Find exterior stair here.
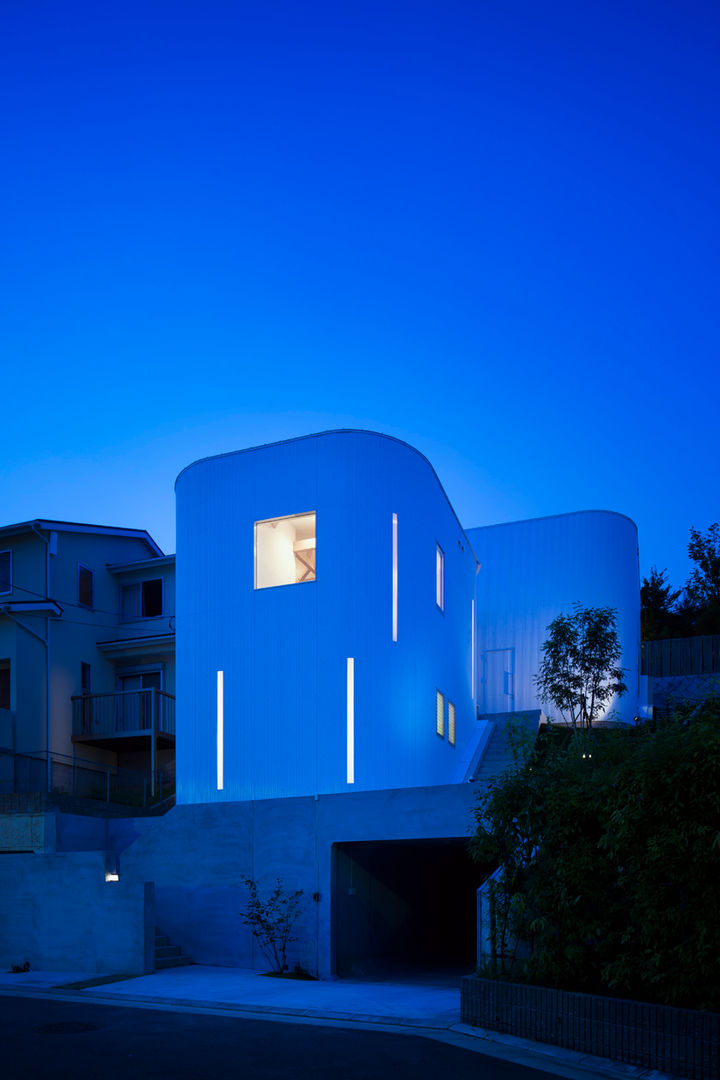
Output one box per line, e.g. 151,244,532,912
471,710,543,782
155,929,193,970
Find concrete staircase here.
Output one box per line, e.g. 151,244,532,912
155,929,192,970
470,710,543,782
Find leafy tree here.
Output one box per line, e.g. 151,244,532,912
470,704,720,1009
640,566,681,640
239,876,304,973
684,523,720,634
686,523,720,606
535,605,627,730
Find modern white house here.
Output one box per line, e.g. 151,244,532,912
174,431,639,805
0,432,641,979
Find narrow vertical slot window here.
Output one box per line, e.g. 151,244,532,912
346,658,355,784
392,513,398,642
448,701,456,746
436,690,444,737
436,545,444,611
471,598,476,699
217,670,224,791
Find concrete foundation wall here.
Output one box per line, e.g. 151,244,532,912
117,783,479,978
0,852,154,974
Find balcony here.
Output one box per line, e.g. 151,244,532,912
72,688,175,753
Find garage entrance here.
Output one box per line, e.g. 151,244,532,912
332,838,486,979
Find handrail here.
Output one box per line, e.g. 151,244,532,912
70,688,175,702
0,745,175,807
71,688,175,739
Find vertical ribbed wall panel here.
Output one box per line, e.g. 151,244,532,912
468,510,640,723
175,431,478,803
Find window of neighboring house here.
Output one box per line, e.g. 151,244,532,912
0,660,10,710
436,690,445,737
81,663,92,694
142,578,163,617
448,701,456,746
78,565,93,608
122,578,163,619
436,544,444,611
255,512,316,589
118,671,162,692
0,550,11,595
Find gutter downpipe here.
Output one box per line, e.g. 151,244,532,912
30,525,51,792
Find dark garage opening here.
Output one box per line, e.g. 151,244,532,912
332,838,487,981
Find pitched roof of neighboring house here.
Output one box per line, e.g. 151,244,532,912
0,519,164,557
107,555,175,573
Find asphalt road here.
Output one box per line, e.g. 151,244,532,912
2,996,560,1080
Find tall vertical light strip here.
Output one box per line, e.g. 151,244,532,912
471,598,476,699
216,670,224,791
392,513,398,642
346,657,355,784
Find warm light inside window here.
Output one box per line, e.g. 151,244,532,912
255,513,316,589
347,658,354,784
392,514,398,642
217,670,224,790
471,598,476,699
436,545,444,610
105,872,119,882
436,690,444,737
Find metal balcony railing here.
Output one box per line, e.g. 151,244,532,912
71,688,175,740
0,748,175,808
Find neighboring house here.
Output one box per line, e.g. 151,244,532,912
0,520,175,802
0,433,642,979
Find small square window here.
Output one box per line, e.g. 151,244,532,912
436,690,445,737
78,565,93,608
448,701,456,746
436,544,444,611
0,551,11,595
122,579,163,619
255,512,316,589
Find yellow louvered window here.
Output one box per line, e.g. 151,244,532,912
448,701,456,746
436,690,444,737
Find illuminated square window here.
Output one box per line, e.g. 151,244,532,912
436,690,444,737
255,512,316,589
448,701,455,746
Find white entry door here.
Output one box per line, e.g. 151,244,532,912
482,648,515,714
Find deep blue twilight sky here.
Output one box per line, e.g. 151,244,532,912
1,1,718,591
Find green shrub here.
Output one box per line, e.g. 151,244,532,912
470,703,720,1010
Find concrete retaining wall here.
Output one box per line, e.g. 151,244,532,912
117,783,479,977
0,852,154,975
